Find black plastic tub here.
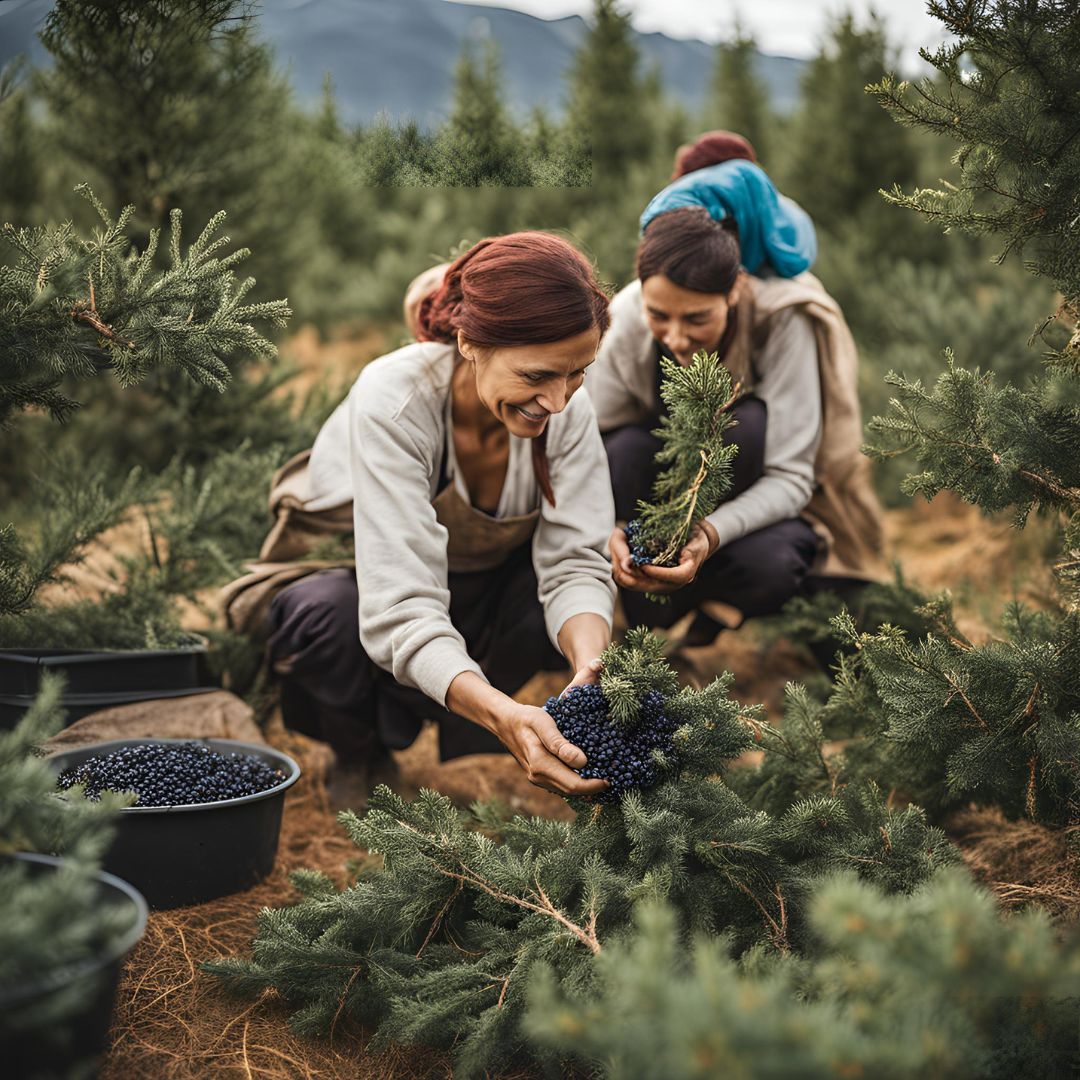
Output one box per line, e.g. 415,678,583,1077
47,738,302,910
0,645,217,730
1,852,148,1079
0,646,209,696
0,685,221,730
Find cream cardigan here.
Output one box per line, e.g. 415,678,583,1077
307,342,616,706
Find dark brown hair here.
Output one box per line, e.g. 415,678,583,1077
637,207,741,295
416,232,610,347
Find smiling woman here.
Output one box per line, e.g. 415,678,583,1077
588,136,884,646
260,234,617,803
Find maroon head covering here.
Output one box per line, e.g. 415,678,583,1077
671,131,757,180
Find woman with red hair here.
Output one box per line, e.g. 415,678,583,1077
264,234,615,799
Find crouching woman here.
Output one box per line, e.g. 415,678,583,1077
265,234,614,797
591,149,884,638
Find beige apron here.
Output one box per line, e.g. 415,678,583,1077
434,482,539,572
220,434,540,637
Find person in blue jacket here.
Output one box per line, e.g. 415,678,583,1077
588,131,883,647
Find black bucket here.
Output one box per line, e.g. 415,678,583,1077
1,852,148,1080
0,686,222,731
0,647,209,695
0,647,217,731
47,738,301,910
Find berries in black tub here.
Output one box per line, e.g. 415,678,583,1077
56,741,285,807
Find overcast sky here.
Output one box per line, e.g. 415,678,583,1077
452,0,949,68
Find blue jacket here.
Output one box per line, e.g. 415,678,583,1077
639,159,817,278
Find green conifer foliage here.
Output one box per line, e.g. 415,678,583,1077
781,13,919,241
565,0,653,180
0,464,145,622
872,1,1080,327
0,61,42,229
866,358,1080,523
35,2,296,270
209,635,951,1075
0,443,285,650
631,351,739,566
0,191,288,649
747,588,1080,826
27,0,337,474
0,675,127,861
0,186,288,428
0,677,140,1056
707,24,774,165
835,604,1080,824
525,872,1080,1079
805,0,1080,827
436,40,529,186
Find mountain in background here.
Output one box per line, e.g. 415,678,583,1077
0,0,805,127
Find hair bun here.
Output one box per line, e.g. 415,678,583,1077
672,131,757,180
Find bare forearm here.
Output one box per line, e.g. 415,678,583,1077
557,612,610,671
445,671,508,736
445,667,608,796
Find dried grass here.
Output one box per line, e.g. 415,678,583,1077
100,725,540,1079
945,805,1080,923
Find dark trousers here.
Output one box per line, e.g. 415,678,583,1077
602,394,820,629
266,543,564,762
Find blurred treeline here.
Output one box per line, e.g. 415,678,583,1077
0,0,1057,521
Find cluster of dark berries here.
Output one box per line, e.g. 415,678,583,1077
56,742,285,807
624,519,654,566
543,683,678,797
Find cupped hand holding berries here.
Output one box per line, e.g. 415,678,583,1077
494,702,610,797
609,521,719,594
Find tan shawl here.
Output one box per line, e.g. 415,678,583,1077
749,272,886,578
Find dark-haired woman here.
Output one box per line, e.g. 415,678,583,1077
262,234,615,797
590,135,884,640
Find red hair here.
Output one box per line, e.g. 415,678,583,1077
671,130,757,180
416,232,610,347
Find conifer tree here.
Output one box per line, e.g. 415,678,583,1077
315,72,342,144
29,0,325,470
209,633,951,1075
707,24,774,166
781,13,918,239
526,873,1080,1078
769,0,1080,829
356,116,407,187
35,1,296,280
435,39,528,186
626,351,739,567
0,189,288,647
0,61,42,229
0,186,287,428
565,0,653,181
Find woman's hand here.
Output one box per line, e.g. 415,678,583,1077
609,521,718,595
494,702,609,797
446,669,608,797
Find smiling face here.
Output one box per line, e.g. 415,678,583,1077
641,273,741,367
457,325,601,438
